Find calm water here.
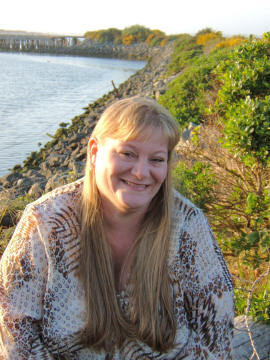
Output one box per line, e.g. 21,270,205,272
0,52,145,177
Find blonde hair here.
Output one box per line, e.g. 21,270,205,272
80,97,180,352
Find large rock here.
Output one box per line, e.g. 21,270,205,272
28,183,43,197
233,315,270,359
0,172,23,188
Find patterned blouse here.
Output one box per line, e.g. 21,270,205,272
0,178,234,359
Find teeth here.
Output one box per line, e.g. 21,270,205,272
123,180,147,187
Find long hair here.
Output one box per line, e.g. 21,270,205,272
80,97,180,352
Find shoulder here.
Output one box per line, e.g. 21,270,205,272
170,190,233,291
169,190,201,262
171,189,214,249
172,189,202,224
24,177,84,223
28,177,83,211
170,190,211,264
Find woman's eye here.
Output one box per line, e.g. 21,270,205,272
151,158,165,163
120,151,134,158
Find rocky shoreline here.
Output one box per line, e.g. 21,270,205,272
0,43,176,199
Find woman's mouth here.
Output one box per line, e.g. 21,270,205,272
121,179,149,190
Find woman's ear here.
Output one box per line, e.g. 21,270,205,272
88,137,98,167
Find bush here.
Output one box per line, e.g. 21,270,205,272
84,25,174,47
215,35,270,105
163,32,270,322
213,36,246,50
221,96,270,165
160,48,229,128
166,35,202,75
213,34,270,165
84,28,121,44
173,161,217,210
196,32,222,46
122,25,151,43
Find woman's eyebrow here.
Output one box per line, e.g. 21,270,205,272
120,145,167,155
120,142,167,151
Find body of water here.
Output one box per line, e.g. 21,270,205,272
0,52,145,177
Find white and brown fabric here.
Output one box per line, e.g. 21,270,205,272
0,178,234,359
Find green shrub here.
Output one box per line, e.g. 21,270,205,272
234,273,270,324
213,35,270,166
84,28,122,44
221,96,270,165
173,161,217,211
163,32,270,322
160,49,229,128
249,288,270,323
166,35,202,75
122,25,151,43
215,35,270,106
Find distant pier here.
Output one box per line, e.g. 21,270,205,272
0,30,155,60
0,31,84,51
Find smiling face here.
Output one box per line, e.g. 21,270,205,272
89,127,168,215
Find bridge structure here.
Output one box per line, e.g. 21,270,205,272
0,32,84,51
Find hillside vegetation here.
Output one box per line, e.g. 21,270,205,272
84,25,177,47
0,27,269,323
159,29,270,323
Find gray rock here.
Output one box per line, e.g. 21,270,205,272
25,169,42,178
0,212,16,227
24,169,46,185
71,146,80,157
0,172,23,187
28,183,43,197
75,148,87,162
48,153,66,167
181,122,198,141
16,177,33,191
233,315,270,359
69,160,85,178
44,173,71,192
40,161,52,176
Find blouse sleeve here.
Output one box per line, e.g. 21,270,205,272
0,205,55,359
171,208,234,359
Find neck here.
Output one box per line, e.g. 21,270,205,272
101,201,146,291
101,199,147,233
106,210,144,231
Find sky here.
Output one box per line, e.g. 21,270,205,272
1,0,269,37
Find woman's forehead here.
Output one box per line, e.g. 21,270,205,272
120,124,167,141
107,127,169,151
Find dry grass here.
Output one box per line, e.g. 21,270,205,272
0,189,35,257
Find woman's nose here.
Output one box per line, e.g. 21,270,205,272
130,158,149,179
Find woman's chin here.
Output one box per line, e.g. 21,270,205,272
117,195,150,213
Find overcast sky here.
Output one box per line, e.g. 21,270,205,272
1,0,269,37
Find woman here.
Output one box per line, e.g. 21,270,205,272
0,97,234,359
